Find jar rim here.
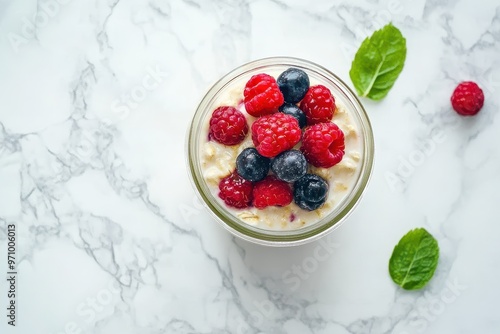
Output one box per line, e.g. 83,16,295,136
186,56,375,247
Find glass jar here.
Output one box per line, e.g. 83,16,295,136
186,57,374,246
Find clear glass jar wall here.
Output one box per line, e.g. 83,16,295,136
187,57,374,246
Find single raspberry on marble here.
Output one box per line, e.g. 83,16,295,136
451,81,484,116
300,85,336,125
252,175,293,209
209,106,248,145
301,122,345,168
251,113,301,158
244,73,284,117
218,171,253,209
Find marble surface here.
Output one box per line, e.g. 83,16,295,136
1,0,499,333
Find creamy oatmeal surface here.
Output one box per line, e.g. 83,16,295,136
199,79,362,231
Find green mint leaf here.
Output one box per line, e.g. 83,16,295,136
349,23,407,100
389,228,439,290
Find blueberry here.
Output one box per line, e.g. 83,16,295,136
277,68,310,103
293,174,329,211
279,103,307,128
271,150,307,182
236,147,271,182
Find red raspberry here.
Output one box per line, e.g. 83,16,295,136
244,73,284,117
451,81,484,116
301,123,345,168
218,171,253,209
300,85,336,125
252,175,293,209
251,113,301,158
209,106,248,145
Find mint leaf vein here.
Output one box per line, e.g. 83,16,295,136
349,23,407,100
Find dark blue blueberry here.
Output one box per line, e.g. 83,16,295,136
279,103,307,128
277,68,310,103
271,150,307,183
236,147,270,182
293,174,329,211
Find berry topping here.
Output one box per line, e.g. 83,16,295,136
294,174,329,211
251,113,301,158
451,81,484,116
271,149,307,182
300,85,336,125
279,103,307,128
244,73,284,117
209,106,248,145
301,122,345,168
236,147,271,182
252,175,293,209
277,68,310,103
218,171,253,209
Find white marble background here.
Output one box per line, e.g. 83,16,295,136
0,0,499,333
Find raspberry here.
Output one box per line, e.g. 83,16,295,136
218,171,253,209
251,113,301,158
252,176,293,209
300,85,336,125
451,81,484,116
244,73,284,117
301,123,345,168
209,106,248,145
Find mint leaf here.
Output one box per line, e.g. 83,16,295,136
349,23,407,100
389,228,439,290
